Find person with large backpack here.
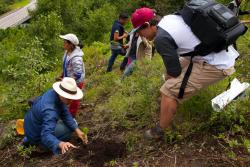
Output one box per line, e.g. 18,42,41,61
131,1,247,140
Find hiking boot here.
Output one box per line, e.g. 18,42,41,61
144,125,164,140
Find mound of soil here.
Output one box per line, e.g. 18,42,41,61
72,138,126,167
26,138,126,167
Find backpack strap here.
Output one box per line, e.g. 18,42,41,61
178,49,200,99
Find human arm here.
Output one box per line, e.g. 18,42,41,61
154,27,182,78
141,37,153,59
40,110,62,154
114,31,128,41
71,56,84,81
61,106,88,144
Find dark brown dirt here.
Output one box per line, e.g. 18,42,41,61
71,138,126,167
0,137,126,167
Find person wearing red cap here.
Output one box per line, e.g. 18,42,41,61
131,7,238,139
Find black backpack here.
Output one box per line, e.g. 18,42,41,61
177,0,248,99
179,0,248,56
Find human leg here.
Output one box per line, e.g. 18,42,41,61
120,56,128,71
145,58,233,140
69,82,84,117
54,120,73,141
107,49,119,72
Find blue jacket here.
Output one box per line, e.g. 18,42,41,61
24,89,78,154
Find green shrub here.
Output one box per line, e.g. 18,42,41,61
26,12,63,57
0,1,9,15
82,3,117,43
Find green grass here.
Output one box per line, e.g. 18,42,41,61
9,0,30,10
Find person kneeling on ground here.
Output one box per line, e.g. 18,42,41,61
23,77,88,154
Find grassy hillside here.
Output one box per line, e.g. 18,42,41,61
0,0,249,166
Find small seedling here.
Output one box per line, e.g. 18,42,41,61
82,127,89,135
17,145,36,159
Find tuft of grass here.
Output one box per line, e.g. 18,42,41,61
9,0,30,10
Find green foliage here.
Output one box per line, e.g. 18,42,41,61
125,132,140,152
17,145,37,159
0,1,8,15
0,121,16,149
132,162,140,167
82,3,117,43
0,0,25,15
88,58,162,130
26,12,63,57
82,127,89,135
32,0,118,44
243,138,250,153
0,11,64,119
107,160,117,167
154,0,185,15
2,38,51,81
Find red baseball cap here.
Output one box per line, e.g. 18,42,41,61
131,8,155,32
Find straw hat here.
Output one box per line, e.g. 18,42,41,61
53,77,83,100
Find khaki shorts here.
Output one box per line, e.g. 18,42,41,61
160,57,235,103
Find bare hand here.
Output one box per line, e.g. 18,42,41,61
123,44,129,49
75,128,88,144
123,32,128,38
59,142,76,154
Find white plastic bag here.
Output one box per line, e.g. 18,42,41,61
211,78,249,112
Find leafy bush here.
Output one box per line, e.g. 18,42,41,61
0,1,9,15
0,121,16,149
26,12,63,58
82,3,117,43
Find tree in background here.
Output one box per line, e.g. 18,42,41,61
0,1,8,15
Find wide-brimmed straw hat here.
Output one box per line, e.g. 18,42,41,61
53,77,83,100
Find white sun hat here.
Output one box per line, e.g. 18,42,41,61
53,77,83,100
59,33,79,46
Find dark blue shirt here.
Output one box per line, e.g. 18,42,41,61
24,89,78,154
110,20,125,44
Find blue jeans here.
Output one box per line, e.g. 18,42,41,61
54,119,73,141
107,49,126,72
123,60,136,77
